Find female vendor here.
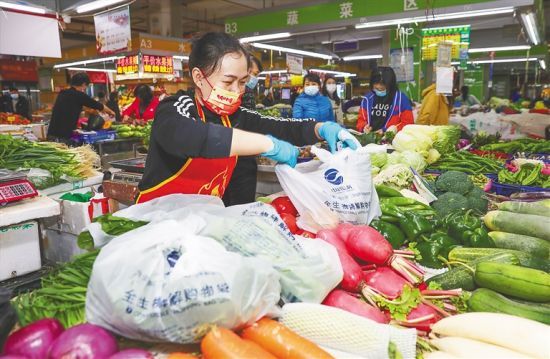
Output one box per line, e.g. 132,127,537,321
137,32,358,203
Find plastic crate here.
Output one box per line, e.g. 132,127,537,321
71,130,116,144
489,181,549,197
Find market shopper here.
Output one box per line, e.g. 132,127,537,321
293,73,335,122
0,87,31,119
241,55,262,110
417,83,452,125
107,91,122,122
121,84,160,124
357,67,413,133
47,73,115,144
322,76,344,125
455,85,481,108
137,32,358,203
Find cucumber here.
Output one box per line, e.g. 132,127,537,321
498,200,550,217
484,211,550,241
475,262,550,302
488,231,550,259
468,288,550,324
448,247,550,272
426,252,520,291
375,185,402,197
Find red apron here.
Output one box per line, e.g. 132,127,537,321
136,100,237,203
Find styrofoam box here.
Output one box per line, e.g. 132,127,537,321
42,229,85,263
56,200,93,236
0,220,41,281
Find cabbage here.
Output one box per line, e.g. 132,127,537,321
401,125,438,141
400,150,427,172
373,164,413,189
433,126,461,155
392,131,433,153
370,152,388,168
426,148,441,165
385,151,403,168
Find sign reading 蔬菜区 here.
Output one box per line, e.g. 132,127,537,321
94,6,131,55
116,55,139,74
142,55,174,74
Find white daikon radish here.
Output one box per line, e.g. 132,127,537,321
431,337,531,358
423,351,460,359
431,313,550,359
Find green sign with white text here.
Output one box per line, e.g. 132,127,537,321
226,0,498,35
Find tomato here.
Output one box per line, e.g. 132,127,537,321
280,213,298,234
271,196,298,217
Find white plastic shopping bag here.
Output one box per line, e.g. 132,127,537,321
276,146,381,232
86,218,281,343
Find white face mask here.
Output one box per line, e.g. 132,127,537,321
304,85,319,96
10,93,19,100
326,84,337,94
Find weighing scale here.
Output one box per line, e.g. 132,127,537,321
0,169,38,206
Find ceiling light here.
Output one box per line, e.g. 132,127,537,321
355,6,514,29
252,43,333,60
240,32,290,43
291,27,347,36
54,56,122,69
469,45,531,53
259,70,287,75
0,1,46,14
76,0,127,14
309,68,355,77
173,55,189,60
257,76,266,80
343,54,383,61
539,59,546,70
67,67,117,73
472,57,538,64
334,74,356,77
521,12,541,45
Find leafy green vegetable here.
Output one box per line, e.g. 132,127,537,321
374,164,414,189
480,138,550,153
373,285,422,322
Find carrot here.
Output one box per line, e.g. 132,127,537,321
241,318,334,359
167,353,200,359
201,326,276,359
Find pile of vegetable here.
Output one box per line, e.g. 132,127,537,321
13,251,99,328
0,113,31,125
428,151,503,174
112,124,151,139
0,135,100,189
392,125,461,157
77,214,149,250
497,159,550,188
470,131,501,149
430,171,489,216
480,138,550,154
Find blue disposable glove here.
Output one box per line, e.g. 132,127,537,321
261,135,300,167
318,122,361,153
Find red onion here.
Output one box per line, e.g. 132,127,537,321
48,323,118,359
3,318,63,359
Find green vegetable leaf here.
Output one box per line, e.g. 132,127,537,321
373,285,422,322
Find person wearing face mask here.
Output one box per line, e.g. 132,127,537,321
322,76,344,125
122,84,160,124
292,74,335,122
241,56,263,110
357,67,413,133
137,32,359,203
47,73,115,144
262,88,275,107
1,87,31,119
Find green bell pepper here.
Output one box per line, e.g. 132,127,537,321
398,212,434,240
416,241,445,269
370,220,406,249
469,227,496,248
445,211,482,244
426,232,460,258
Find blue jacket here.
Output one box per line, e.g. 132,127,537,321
292,93,335,122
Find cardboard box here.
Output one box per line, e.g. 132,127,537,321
0,221,41,281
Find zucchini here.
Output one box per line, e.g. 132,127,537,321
488,231,550,259
498,199,550,217
468,288,550,324
475,262,550,302
448,247,550,272
427,252,519,291
375,185,402,198
484,210,550,241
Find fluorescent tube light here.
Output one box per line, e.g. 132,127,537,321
240,32,290,43
67,67,117,73
334,74,356,78
252,43,332,60
257,77,266,80
54,56,122,69
76,0,127,14
472,57,538,64
259,70,287,75
539,59,546,70
521,12,541,45
309,68,356,77
173,55,189,60
343,54,383,61
0,1,46,14
356,7,514,29
469,45,531,53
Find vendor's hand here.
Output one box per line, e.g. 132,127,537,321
261,135,299,167
103,106,115,116
363,125,372,134
375,129,384,135
318,122,361,153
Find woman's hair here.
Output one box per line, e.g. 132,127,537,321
370,67,397,96
250,55,263,73
134,84,153,113
189,32,250,77
321,76,341,105
70,72,90,87
303,73,321,86
461,85,469,102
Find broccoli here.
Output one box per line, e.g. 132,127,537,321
432,192,469,217
466,187,489,214
435,171,473,195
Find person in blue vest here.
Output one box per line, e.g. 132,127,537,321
292,73,335,122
